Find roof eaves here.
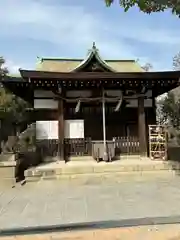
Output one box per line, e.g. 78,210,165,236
1,75,25,82
7,73,21,78
18,69,180,80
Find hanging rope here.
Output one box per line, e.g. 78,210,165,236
54,95,124,102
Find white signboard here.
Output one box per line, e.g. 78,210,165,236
34,99,58,109
36,121,58,140
65,120,84,139
36,120,84,140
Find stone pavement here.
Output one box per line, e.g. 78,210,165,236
1,176,180,234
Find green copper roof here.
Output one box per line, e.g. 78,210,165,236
36,42,144,73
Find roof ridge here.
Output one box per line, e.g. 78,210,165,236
39,57,136,62
72,43,116,72
38,43,136,63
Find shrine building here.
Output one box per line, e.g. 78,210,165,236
1,43,180,162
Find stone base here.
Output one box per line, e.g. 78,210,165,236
0,153,15,162
24,158,180,182
0,160,16,185
68,156,94,161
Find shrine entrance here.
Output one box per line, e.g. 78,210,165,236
63,90,140,161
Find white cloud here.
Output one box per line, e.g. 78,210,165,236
0,0,179,71
0,0,135,59
4,60,21,73
3,59,31,74
110,21,180,45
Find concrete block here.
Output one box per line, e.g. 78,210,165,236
139,164,157,171
57,175,71,180
42,175,57,180
25,170,33,177
26,176,41,182
69,156,94,161
42,170,56,177
33,170,43,177
61,166,94,174
55,167,62,175
0,166,15,178
0,177,16,186
93,165,123,173
132,165,141,171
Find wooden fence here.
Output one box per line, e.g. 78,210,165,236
113,136,139,155
2,136,139,159
64,136,139,157
64,138,92,157
36,139,58,157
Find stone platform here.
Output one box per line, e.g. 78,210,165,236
24,158,180,182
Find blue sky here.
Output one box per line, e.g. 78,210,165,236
0,0,180,73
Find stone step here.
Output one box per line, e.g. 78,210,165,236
25,160,180,182
48,155,141,162
0,160,16,184
25,170,177,183
68,156,94,161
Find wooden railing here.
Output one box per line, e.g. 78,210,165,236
64,136,139,157
113,136,139,155
64,138,92,157
5,136,139,159
36,139,58,157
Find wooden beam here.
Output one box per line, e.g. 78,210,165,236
138,96,147,157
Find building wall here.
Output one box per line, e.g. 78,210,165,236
65,104,156,140
33,90,156,141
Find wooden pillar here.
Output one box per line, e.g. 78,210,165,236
58,98,64,160
152,95,157,124
138,96,147,157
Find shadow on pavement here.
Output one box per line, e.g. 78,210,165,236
1,215,180,237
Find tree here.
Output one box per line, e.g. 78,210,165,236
105,0,180,17
141,62,168,124
161,92,180,144
173,51,180,70
172,51,180,101
157,51,180,129
0,57,12,115
0,57,8,76
141,62,153,72
162,92,180,128
0,57,29,126
156,97,167,125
